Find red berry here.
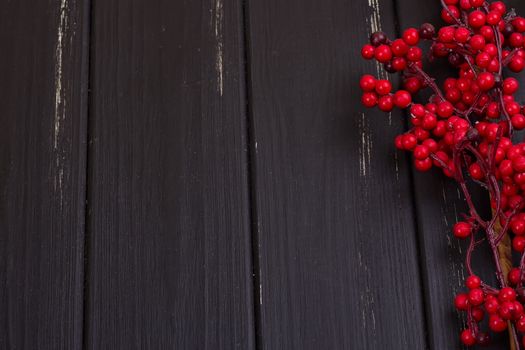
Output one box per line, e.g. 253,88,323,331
361,44,375,59
413,145,430,160
469,0,484,7
468,10,486,28
402,28,420,46
468,288,484,306
485,296,499,314
460,329,476,346
377,95,394,112
453,221,472,239
509,56,525,72
489,314,507,332
499,287,517,302
509,33,524,48
406,47,422,62
374,45,392,63
509,268,521,286
477,72,495,91
503,77,519,95
469,163,483,180
394,135,404,150
511,219,525,235
466,275,481,289
391,39,409,57
454,27,471,43
414,158,432,171
513,156,525,172
437,101,454,118
375,80,392,95
359,75,376,92
442,5,460,24
404,77,422,93
391,57,407,71
438,26,455,43
361,92,378,107
489,1,506,14
455,293,469,310
475,52,491,68
402,134,417,150
517,316,525,332
513,17,525,32
394,90,412,108
512,114,525,130
513,236,525,253
486,11,501,25
471,306,484,322
469,34,486,50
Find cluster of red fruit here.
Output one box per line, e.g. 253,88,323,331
360,0,525,348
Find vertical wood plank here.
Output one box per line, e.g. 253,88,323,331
246,0,427,348
86,0,255,348
0,0,89,348
394,1,525,349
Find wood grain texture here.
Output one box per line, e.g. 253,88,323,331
0,0,89,348
394,1,525,348
86,0,255,348
246,0,427,348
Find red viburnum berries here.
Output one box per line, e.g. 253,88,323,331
453,222,472,238
358,0,525,347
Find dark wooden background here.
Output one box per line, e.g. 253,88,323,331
1,0,525,349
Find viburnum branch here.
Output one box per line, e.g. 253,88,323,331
359,0,525,348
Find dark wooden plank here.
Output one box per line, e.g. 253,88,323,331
0,0,89,348
246,0,427,348
86,0,254,348
394,1,525,349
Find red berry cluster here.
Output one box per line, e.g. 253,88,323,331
360,1,525,348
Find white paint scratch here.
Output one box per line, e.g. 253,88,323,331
365,0,386,80
358,113,372,177
213,0,224,96
54,0,69,203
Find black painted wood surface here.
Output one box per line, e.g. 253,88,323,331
86,0,254,349
246,0,427,348
0,0,520,349
0,0,89,348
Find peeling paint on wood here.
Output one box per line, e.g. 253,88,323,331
53,0,69,203
212,0,224,96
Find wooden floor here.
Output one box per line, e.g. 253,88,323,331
2,0,525,349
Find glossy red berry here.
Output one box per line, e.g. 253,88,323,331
468,10,486,28
477,72,495,91
453,221,472,238
466,275,481,289
513,236,525,252
469,163,483,180
414,158,432,171
374,45,392,63
517,316,525,332
413,145,430,160
503,77,519,95
361,92,378,107
468,288,484,306
499,287,517,302
402,134,417,150
375,80,392,95
402,28,420,45
393,90,412,108
485,296,499,314
359,75,376,92
489,314,507,332
455,293,469,310
361,44,375,59
460,329,476,346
